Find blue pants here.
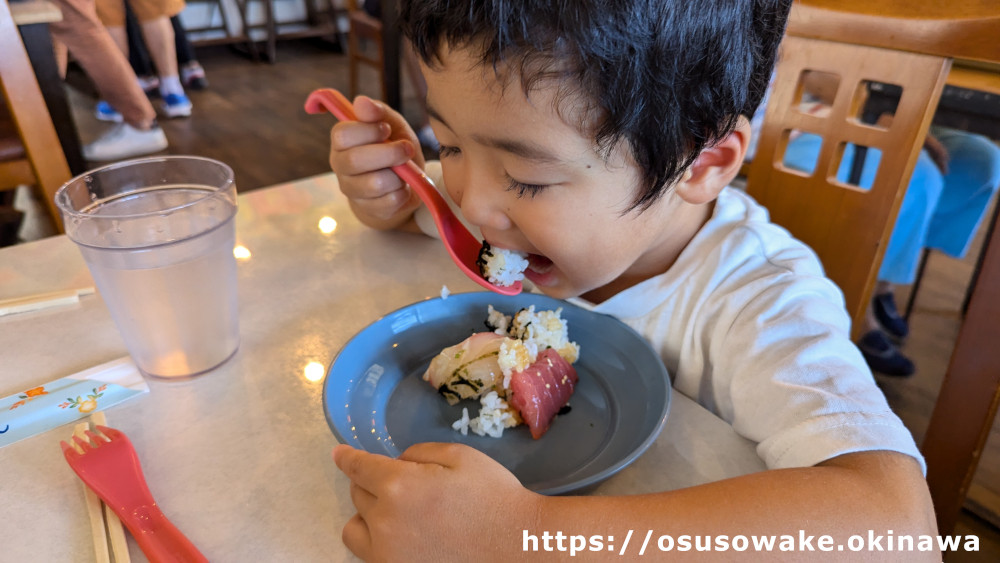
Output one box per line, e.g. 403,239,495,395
782,128,1000,285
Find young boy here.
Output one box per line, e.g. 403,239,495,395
328,1,938,560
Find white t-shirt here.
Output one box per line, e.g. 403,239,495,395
417,163,924,472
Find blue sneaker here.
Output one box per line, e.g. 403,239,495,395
858,329,915,377
161,93,192,118
95,101,123,123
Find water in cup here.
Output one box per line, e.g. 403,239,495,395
57,158,240,379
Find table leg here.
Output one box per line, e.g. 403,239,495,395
922,201,1000,535
18,22,87,177
962,196,1000,314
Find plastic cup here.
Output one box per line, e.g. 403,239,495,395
55,156,240,379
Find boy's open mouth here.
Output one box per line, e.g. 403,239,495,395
525,254,556,286
528,254,552,274
527,254,553,274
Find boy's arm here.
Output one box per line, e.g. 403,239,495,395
539,450,937,560
333,444,938,561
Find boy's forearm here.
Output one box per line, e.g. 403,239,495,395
522,451,937,561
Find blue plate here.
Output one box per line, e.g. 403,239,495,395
322,292,671,495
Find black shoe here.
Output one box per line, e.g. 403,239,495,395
872,292,909,341
858,329,915,377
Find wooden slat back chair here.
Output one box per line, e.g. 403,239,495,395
346,0,386,101
0,0,71,233
748,0,1000,536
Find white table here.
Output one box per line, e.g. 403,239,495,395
0,173,766,562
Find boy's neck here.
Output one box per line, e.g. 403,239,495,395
581,199,716,304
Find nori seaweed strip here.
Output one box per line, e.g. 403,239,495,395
450,369,483,392
440,350,499,395
476,241,493,277
438,387,462,402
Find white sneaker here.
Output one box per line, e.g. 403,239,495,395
83,123,169,161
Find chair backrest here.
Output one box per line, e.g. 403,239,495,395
0,0,71,232
747,0,1000,536
345,0,386,101
746,32,949,340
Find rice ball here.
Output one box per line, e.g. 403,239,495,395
477,242,528,287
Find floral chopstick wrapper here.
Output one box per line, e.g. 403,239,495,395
0,357,148,448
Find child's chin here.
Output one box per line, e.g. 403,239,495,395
526,273,581,300
534,286,579,300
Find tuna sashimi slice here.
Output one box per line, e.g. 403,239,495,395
508,348,578,439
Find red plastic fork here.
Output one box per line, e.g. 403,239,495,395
61,425,208,563
305,88,522,296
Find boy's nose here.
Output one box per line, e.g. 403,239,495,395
454,177,512,233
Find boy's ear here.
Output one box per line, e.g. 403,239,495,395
675,117,751,205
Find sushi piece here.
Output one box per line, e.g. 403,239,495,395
423,332,506,405
477,242,529,287
425,305,580,439
507,349,579,439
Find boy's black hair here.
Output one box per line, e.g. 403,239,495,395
399,0,791,211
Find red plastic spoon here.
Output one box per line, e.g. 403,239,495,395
305,88,522,296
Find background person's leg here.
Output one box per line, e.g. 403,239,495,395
52,0,155,129
924,127,1000,258
92,0,136,121
50,0,168,160
126,1,159,94
172,15,208,89
140,17,178,82
140,16,191,116
121,0,191,116
875,153,946,285
171,14,195,65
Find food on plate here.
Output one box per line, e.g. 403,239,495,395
507,349,578,439
423,332,506,405
423,305,579,439
476,242,528,287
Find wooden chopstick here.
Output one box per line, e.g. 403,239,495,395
0,287,95,317
72,411,131,563
73,420,111,563
91,411,130,563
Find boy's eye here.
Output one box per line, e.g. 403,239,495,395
439,145,461,158
505,176,547,199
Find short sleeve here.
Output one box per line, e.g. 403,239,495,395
711,275,926,473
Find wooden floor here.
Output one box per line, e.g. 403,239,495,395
16,38,1000,559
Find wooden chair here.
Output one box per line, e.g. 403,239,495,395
0,0,71,233
346,0,386,101
184,0,261,62
747,0,1000,535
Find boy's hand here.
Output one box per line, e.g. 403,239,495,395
329,96,425,230
333,443,540,561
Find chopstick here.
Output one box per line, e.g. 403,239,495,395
0,287,95,317
71,411,131,563
73,419,111,563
